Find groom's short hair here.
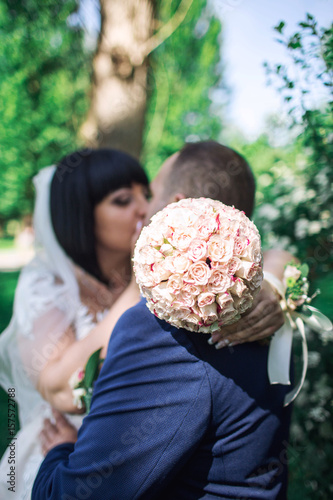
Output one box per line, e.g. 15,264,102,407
164,141,256,217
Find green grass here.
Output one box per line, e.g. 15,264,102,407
0,271,20,458
0,238,15,250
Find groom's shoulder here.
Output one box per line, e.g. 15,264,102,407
109,297,198,355
118,297,154,323
113,297,163,338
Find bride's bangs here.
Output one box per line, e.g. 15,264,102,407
87,149,149,205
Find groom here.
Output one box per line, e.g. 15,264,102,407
32,141,292,500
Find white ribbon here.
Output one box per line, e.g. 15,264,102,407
264,272,333,407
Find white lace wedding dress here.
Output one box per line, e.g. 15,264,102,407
0,167,117,499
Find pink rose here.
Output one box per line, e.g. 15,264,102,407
207,268,232,293
182,282,201,295
187,239,208,262
207,235,234,263
195,215,218,240
185,261,211,286
197,292,215,308
233,237,248,257
228,257,241,275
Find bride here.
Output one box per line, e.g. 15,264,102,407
0,148,150,499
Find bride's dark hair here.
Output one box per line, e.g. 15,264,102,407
50,148,149,282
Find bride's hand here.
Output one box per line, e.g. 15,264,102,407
40,409,78,456
208,280,284,348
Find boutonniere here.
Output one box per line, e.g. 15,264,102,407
69,348,104,413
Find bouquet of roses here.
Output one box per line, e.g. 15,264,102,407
133,198,263,333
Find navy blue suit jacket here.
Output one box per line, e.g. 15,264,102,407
32,298,291,499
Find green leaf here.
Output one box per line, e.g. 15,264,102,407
274,21,285,34
83,391,93,414
299,263,309,278
299,22,310,29
82,348,103,389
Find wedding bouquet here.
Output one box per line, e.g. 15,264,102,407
133,198,263,333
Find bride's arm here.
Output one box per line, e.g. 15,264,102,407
37,279,141,413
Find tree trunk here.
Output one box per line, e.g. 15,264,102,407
80,0,155,159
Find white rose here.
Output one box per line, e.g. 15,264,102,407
247,267,263,291
233,292,253,314
166,207,198,228
138,245,164,265
159,243,174,257
151,260,172,284
283,265,302,288
173,290,195,308
229,277,248,297
216,292,236,318
151,282,174,304
167,274,183,294
241,237,262,263
171,254,191,274
235,260,257,280
171,227,197,251
199,302,218,324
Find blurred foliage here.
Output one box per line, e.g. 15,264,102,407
0,271,20,458
0,0,91,226
259,14,333,278
235,15,333,500
142,0,225,178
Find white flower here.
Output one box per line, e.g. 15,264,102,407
284,265,301,284
72,388,86,409
68,368,85,389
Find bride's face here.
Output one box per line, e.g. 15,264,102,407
94,183,149,254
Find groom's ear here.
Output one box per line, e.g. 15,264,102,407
170,192,186,203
